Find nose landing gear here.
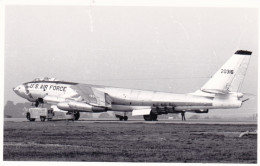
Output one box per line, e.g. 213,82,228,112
35,100,39,107
115,112,128,121
33,98,44,107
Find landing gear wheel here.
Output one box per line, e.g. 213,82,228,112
143,115,151,121
152,114,158,121
116,113,128,121
143,114,158,121
40,116,46,122
123,116,128,121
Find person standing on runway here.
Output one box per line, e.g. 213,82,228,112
181,112,186,121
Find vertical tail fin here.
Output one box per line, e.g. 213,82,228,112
200,50,252,93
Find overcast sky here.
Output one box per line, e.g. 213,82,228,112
4,5,258,116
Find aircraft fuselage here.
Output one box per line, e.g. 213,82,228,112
14,80,242,114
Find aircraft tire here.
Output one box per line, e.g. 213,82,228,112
123,116,128,121
40,116,46,122
143,115,152,121
143,114,158,121
152,114,158,121
119,117,124,121
30,118,36,121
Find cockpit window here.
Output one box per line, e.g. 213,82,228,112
43,77,49,81
32,77,59,82
33,78,40,81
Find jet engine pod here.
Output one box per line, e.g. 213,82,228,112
194,109,209,113
57,101,107,112
68,101,92,111
44,96,66,104
91,106,108,112
57,102,74,111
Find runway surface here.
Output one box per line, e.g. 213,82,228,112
4,119,257,163
4,117,257,125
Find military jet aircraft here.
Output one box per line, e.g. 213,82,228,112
13,50,252,121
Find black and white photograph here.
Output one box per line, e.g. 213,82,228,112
2,0,258,164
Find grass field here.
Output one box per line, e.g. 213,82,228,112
3,120,257,163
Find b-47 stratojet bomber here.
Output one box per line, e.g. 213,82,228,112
13,50,252,121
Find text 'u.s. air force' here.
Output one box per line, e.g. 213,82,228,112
29,84,67,92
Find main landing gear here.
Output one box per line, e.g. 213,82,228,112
66,111,80,121
143,113,158,121
116,112,128,121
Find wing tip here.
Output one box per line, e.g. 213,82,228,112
235,50,252,56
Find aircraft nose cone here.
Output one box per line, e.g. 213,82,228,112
13,85,25,95
13,86,20,93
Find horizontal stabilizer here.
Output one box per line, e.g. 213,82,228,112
132,109,151,116
201,89,230,94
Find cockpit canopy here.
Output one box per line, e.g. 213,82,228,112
32,77,59,82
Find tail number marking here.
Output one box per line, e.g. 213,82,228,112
221,69,234,74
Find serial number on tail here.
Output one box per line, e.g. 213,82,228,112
221,69,234,74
